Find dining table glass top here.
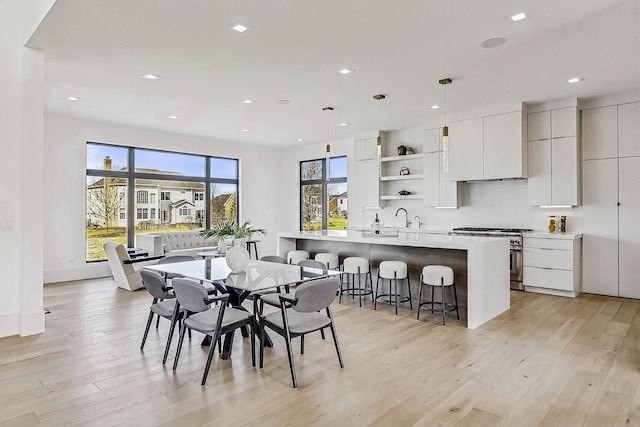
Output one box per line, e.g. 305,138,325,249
144,258,341,293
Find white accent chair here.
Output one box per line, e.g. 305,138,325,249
104,242,157,291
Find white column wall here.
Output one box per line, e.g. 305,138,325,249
0,0,53,338
43,114,286,283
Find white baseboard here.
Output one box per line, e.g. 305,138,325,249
524,285,579,298
0,310,45,338
44,263,111,284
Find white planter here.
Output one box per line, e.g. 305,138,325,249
218,237,228,254
225,239,249,272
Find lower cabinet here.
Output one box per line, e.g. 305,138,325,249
523,235,582,297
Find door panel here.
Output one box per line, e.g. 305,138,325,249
619,157,640,298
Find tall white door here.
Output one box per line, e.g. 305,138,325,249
582,158,619,296
618,156,640,298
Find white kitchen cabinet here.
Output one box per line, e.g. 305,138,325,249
352,158,380,209
354,137,379,161
582,158,619,296
551,107,577,138
528,111,551,141
527,107,579,206
424,127,440,153
527,139,552,205
423,151,458,208
523,235,581,297
483,111,526,180
618,156,640,299
618,102,640,158
447,117,483,181
582,106,618,160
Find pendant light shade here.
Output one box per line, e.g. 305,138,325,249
439,78,452,173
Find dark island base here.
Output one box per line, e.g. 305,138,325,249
295,239,469,323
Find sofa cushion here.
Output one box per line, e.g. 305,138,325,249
136,231,218,257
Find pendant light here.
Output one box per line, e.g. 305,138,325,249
439,78,452,173
373,94,386,176
323,106,333,181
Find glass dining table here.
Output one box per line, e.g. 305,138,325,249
144,257,342,358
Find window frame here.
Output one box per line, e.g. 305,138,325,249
86,142,239,261
299,156,347,231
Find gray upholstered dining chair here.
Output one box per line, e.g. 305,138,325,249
259,276,344,389
171,278,255,385
258,259,327,310
139,269,185,364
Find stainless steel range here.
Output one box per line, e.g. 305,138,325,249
449,227,533,290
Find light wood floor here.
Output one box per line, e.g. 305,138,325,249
2,279,640,426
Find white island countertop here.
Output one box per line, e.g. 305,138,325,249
278,230,510,329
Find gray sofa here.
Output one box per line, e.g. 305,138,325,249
136,231,218,257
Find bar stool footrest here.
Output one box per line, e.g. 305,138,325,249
375,293,411,304
418,301,458,313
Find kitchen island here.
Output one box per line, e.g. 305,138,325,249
278,230,510,329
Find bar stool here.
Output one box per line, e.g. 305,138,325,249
315,253,339,270
246,239,260,259
374,261,412,315
417,265,459,325
287,250,309,265
341,257,373,307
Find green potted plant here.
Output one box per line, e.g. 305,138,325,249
232,220,267,241
200,219,236,253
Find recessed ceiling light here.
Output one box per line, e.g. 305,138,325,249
297,138,303,142
567,77,583,84
338,68,355,75
229,23,251,33
510,12,527,22
277,99,291,105
67,96,80,101
480,37,506,48
168,115,178,119
338,122,349,127
430,105,440,109
141,73,161,81
242,129,250,132
243,99,255,104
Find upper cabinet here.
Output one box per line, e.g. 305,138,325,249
582,106,617,160
353,135,381,209
446,111,526,182
354,137,379,161
527,106,579,206
619,102,640,158
423,128,458,208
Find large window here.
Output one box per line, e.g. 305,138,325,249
300,156,347,231
86,143,239,261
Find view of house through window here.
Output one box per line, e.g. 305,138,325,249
86,143,238,261
300,156,347,230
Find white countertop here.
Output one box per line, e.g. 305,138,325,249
278,230,506,251
526,232,583,240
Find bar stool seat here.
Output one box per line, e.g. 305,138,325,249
341,257,373,307
374,260,412,315
417,265,459,325
315,253,339,270
287,250,309,265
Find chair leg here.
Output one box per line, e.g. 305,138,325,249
249,319,256,368
140,310,154,350
339,273,344,303
374,276,380,310
201,332,219,385
407,276,413,310
453,282,460,320
155,314,160,329
172,323,188,371
441,278,446,326
320,328,325,340
259,316,265,369
301,335,305,355
394,277,399,315
162,304,181,364
328,309,344,369
368,272,374,306
283,329,298,389
417,276,423,320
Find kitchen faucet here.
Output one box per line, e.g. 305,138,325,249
395,208,410,228
413,216,422,228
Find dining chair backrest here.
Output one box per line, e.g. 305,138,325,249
140,269,173,299
172,278,210,313
297,259,327,269
260,255,287,264
293,277,340,313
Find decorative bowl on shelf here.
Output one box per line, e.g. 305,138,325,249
398,189,411,199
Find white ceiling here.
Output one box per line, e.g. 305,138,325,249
28,0,640,148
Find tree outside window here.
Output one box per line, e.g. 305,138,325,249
300,156,347,231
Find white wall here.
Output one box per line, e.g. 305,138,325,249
0,0,54,338
43,114,286,283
